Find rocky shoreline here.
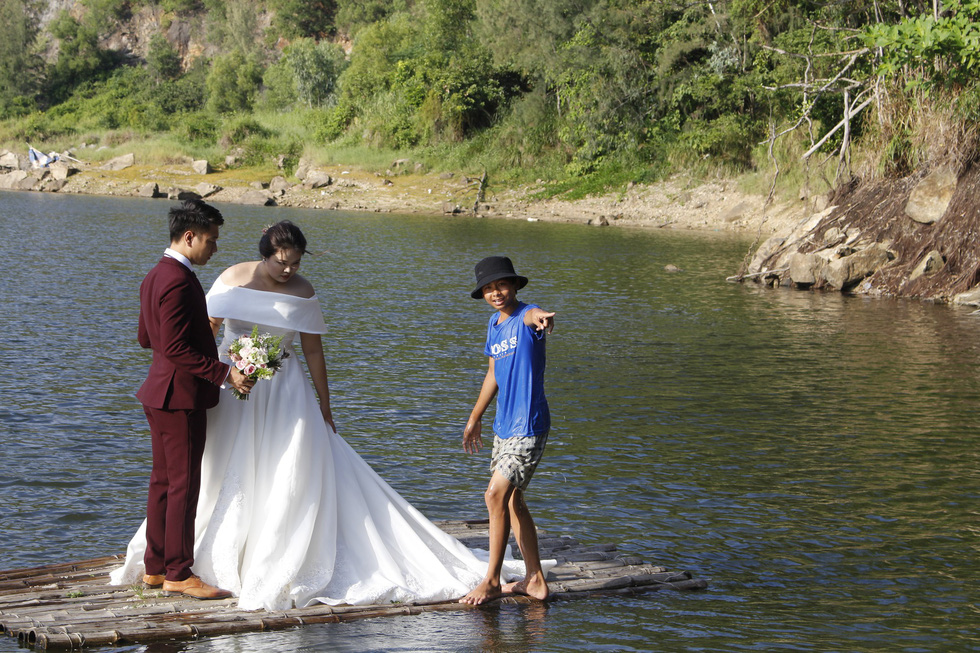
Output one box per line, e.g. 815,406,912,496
740,163,980,306
13,147,976,306
0,149,807,236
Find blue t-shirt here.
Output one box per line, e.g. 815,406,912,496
484,302,550,438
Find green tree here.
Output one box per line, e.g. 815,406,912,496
335,0,395,36
270,0,336,38
259,57,299,111
284,38,348,107
865,0,980,90
0,0,43,115
206,49,263,113
153,57,209,113
221,0,261,55
474,0,592,82
421,0,474,52
147,34,182,80
415,0,519,140
334,14,419,111
46,10,115,104
81,0,130,33
331,0,523,145
553,0,666,169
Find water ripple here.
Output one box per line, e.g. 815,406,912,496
1,193,977,652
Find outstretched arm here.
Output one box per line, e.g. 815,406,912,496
301,331,335,431
463,357,497,454
524,307,556,334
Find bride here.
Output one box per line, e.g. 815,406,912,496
111,221,529,610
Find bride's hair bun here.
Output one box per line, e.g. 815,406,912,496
259,221,309,257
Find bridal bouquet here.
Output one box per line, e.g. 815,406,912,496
227,326,289,400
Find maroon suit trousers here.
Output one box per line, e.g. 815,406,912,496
143,405,208,581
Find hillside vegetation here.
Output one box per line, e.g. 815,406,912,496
1,0,978,203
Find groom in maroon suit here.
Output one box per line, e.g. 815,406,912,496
137,199,253,600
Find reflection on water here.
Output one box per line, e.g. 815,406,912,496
1,191,977,652
110,604,549,653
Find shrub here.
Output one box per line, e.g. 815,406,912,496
220,116,271,147
237,135,302,171
312,102,356,142
178,112,220,144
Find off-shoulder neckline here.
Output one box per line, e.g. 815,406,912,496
212,277,318,301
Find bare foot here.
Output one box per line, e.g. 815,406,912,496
501,574,549,601
459,579,504,605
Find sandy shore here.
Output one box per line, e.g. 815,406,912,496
45,161,808,237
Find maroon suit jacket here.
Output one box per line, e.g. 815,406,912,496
136,256,229,410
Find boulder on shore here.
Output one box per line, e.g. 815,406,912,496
0,151,22,170
137,182,161,198
905,168,957,225
239,189,277,206
788,252,824,286
294,157,312,181
43,178,68,192
953,286,980,306
167,187,202,201
18,171,44,190
49,161,78,181
821,244,893,291
304,170,333,189
909,250,945,281
100,153,135,171
269,176,291,192
0,170,29,189
195,182,221,198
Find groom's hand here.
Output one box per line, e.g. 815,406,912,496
227,367,255,394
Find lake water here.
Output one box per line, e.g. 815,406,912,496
0,190,977,652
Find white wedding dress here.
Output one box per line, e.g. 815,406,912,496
110,279,531,610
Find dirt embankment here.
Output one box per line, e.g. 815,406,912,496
741,162,980,304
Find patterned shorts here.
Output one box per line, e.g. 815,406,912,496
490,431,548,491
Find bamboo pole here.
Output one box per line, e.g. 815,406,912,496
3,525,706,651
18,573,709,651
0,557,120,580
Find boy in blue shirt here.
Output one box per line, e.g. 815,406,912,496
460,256,555,605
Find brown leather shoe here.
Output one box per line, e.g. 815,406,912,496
162,575,233,600
142,573,165,588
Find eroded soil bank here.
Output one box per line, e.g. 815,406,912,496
741,163,980,305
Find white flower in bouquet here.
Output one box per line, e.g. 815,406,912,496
227,326,289,399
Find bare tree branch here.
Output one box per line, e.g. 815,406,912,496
801,94,874,160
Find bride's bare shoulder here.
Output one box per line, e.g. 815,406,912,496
218,261,259,286
289,274,316,299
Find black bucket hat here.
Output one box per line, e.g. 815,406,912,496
471,256,529,299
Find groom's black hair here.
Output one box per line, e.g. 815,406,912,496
168,199,224,242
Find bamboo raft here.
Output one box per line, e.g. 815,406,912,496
1,519,707,650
